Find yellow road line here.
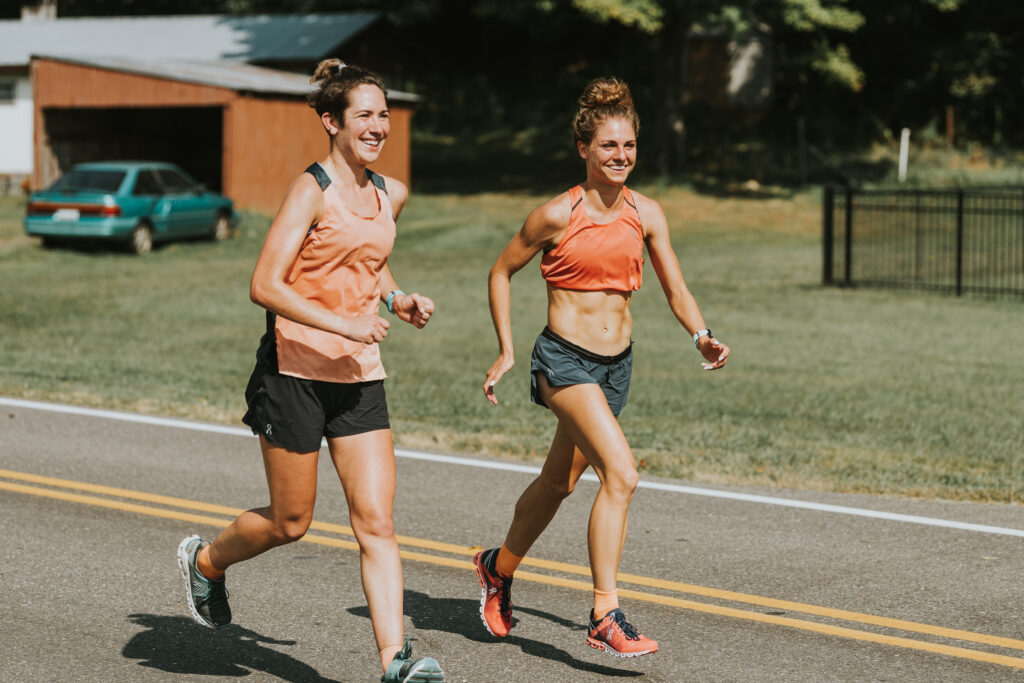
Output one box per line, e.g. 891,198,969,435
3,472,1024,669
4,468,1022,652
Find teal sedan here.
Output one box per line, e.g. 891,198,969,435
25,162,237,254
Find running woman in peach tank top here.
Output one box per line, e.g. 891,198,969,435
475,77,730,658
175,61,444,682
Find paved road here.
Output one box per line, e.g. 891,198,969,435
2,398,1023,682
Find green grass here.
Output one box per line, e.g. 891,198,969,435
1,190,1021,502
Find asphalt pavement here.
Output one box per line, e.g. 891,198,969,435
2,397,1022,682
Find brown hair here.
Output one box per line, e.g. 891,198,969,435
571,77,639,145
307,59,387,120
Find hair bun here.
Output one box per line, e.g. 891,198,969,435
579,77,634,110
310,58,345,85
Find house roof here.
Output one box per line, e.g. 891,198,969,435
0,12,379,68
32,53,419,102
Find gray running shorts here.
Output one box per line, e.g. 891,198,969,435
530,326,633,417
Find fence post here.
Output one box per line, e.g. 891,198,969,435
955,188,964,296
844,187,853,286
914,191,922,281
822,185,834,285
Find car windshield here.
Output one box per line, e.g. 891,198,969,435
48,170,126,193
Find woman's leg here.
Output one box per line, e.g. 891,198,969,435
327,429,403,668
536,376,638,595
503,421,590,557
203,436,319,572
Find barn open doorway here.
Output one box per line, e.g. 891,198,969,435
40,107,223,191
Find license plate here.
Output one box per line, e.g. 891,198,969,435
53,208,81,221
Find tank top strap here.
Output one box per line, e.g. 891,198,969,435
622,186,640,221
304,163,331,191
568,184,584,215
365,168,394,222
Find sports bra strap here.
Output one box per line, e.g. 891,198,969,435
304,163,332,191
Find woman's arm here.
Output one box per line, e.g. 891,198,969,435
249,174,389,345
637,193,730,370
375,175,433,328
379,262,433,329
483,197,568,404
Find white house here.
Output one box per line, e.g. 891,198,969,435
0,7,381,192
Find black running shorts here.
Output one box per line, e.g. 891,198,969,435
242,332,390,452
530,326,633,417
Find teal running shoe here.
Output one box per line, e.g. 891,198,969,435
381,639,445,682
176,534,231,628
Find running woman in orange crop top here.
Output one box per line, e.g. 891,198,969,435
475,77,730,657
175,61,444,682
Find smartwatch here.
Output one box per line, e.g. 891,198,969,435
692,329,712,348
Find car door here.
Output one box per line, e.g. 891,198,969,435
131,169,169,234
155,167,209,236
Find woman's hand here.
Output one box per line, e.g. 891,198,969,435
698,337,730,370
483,353,515,405
342,314,390,344
393,292,434,329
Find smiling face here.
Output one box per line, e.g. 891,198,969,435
578,117,637,186
324,83,390,165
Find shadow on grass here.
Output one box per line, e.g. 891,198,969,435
122,614,338,682
347,590,643,678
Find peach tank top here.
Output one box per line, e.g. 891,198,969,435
273,163,395,383
540,185,644,292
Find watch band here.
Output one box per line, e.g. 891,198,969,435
692,329,712,348
385,289,405,314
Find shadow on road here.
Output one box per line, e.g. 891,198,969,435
348,591,644,678
122,614,338,682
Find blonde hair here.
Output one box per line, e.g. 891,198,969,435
307,59,387,119
571,77,639,145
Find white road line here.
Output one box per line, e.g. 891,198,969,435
4,396,1023,538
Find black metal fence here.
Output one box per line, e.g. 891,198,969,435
823,186,1024,298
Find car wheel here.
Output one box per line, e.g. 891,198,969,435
130,224,153,255
210,214,231,241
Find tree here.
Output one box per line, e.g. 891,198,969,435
566,0,868,174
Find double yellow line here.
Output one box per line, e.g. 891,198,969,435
3,467,1023,670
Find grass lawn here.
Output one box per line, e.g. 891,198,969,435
0,188,1020,502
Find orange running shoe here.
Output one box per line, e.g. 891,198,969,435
473,548,513,637
586,608,659,658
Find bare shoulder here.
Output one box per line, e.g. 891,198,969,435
628,188,668,235
279,172,325,216
375,173,409,204
373,173,409,218
514,191,569,249
530,190,573,231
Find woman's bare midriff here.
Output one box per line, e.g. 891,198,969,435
546,285,632,356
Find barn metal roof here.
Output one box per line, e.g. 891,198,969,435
32,53,419,102
0,13,379,68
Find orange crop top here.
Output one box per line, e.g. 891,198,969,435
540,185,644,292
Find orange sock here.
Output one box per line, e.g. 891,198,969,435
196,545,225,580
379,645,402,671
593,588,619,619
495,543,522,579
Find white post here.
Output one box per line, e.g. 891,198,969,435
898,128,910,183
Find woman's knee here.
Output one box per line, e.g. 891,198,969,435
270,512,313,544
351,508,395,543
603,463,639,497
